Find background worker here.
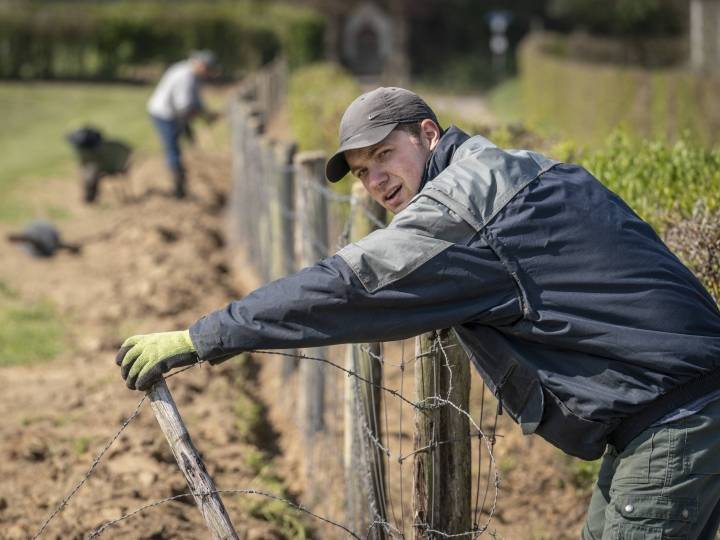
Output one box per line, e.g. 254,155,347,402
147,49,219,198
117,87,720,538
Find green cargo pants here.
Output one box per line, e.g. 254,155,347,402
581,398,720,539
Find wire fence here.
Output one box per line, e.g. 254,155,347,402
28,59,505,539
224,59,504,539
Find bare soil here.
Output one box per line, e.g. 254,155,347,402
0,137,302,539
0,117,592,540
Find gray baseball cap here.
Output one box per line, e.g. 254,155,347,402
325,87,438,182
190,49,217,68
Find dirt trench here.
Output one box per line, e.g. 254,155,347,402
0,143,304,539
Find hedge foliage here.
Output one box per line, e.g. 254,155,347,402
288,62,360,156
578,132,720,227
555,130,720,301
0,1,324,79
548,0,685,37
518,32,720,147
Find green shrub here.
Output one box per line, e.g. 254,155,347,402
0,1,324,79
548,0,685,36
577,131,720,230
518,32,720,147
288,62,361,155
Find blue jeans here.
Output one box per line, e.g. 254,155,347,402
581,398,720,539
151,115,183,174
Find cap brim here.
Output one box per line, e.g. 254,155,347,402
325,123,398,182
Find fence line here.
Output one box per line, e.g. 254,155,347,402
30,344,498,539
26,59,502,539
227,59,501,538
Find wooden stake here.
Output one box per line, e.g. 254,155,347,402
148,380,239,540
344,181,388,538
413,330,471,539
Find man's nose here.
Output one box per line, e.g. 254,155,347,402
366,167,387,190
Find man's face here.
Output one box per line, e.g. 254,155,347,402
345,125,435,214
192,60,212,79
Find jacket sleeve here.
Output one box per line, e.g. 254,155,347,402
189,238,522,361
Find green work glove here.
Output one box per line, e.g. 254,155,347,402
116,330,198,391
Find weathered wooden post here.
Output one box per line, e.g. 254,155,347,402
413,329,471,538
344,181,388,538
294,151,328,492
148,380,239,540
259,136,276,282
228,97,245,250
271,141,299,381
244,111,265,276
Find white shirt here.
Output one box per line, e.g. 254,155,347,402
147,61,203,121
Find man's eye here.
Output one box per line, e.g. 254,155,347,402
379,149,391,159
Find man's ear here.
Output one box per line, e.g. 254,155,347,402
420,119,442,151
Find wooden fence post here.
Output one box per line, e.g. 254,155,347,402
270,141,298,381
344,182,388,538
244,111,266,278
413,329,471,538
148,380,239,540
294,151,328,492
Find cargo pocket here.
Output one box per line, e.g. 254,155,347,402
612,425,680,486
610,494,696,540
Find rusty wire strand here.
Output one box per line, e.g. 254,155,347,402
86,488,363,539
31,395,147,540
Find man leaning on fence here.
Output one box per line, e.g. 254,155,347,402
117,87,720,538
147,49,219,198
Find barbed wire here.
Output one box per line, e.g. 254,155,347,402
86,488,363,539
26,84,506,540
29,362,208,539
27,344,499,538
30,395,147,540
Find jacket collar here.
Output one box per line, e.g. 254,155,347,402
421,125,471,188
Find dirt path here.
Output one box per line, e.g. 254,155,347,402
0,136,301,539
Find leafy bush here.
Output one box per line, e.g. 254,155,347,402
288,62,360,155
541,129,720,301
548,0,685,36
518,33,720,147
471,119,720,300
575,131,720,231
0,1,324,79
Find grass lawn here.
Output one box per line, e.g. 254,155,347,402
0,82,162,364
0,81,159,223
0,280,64,366
0,81,230,366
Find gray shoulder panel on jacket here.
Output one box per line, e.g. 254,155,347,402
338,195,477,293
424,138,560,231
338,137,559,294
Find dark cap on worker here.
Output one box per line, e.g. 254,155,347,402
325,87,438,182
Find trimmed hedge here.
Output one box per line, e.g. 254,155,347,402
0,1,324,79
548,0,685,37
288,62,361,155
518,32,720,147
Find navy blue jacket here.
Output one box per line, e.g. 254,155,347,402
191,127,720,460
